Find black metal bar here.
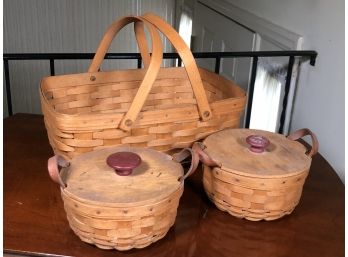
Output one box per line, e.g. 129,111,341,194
244,56,258,128
177,58,182,67
3,51,318,66
49,59,55,76
310,54,317,66
278,56,295,134
2,51,317,121
137,58,142,68
3,53,138,60
215,57,221,74
4,59,13,116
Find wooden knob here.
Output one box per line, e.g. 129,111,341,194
106,152,141,176
246,135,270,153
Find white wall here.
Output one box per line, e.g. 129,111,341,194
3,0,175,116
223,0,345,182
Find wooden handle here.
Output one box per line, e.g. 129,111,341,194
87,16,164,131
88,16,159,72
134,21,151,68
121,13,214,130
287,128,319,158
47,155,70,188
139,13,212,122
118,18,163,130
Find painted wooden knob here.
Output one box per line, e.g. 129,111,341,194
246,135,270,153
106,152,141,176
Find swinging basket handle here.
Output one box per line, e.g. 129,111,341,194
89,13,213,131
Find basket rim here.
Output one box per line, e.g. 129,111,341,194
211,165,310,179
40,66,246,119
61,183,184,208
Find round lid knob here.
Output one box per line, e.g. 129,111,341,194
246,135,270,153
106,152,141,176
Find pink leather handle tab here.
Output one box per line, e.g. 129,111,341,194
140,13,212,122
106,152,141,176
246,135,270,153
48,155,70,188
192,142,221,167
173,147,199,182
173,142,220,182
287,128,319,158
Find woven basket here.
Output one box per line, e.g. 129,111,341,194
62,187,183,250
202,165,308,221
192,128,318,221
40,13,246,160
48,146,198,250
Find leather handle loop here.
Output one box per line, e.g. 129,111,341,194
47,155,70,188
287,128,319,158
173,142,220,182
138,13,213,121
192,142,220,167
173,148,199,182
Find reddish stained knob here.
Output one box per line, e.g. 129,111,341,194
106,152,141,176
246,135,270,153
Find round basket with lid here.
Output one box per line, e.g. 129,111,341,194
47,146,197,250
193,128,318,221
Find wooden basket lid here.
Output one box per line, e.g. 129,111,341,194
61,147,183,205
203,129,312,178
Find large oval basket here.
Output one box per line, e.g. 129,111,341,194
40,13,246,160
48,146,197,250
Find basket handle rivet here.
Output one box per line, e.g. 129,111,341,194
90,75,96,81
203,111,210,118
125,119,133,126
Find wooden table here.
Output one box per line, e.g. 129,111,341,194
4,114,344,257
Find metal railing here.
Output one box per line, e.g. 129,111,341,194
3,51,317,133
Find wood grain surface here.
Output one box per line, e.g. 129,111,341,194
4,114,344,257
63,146,183,204
203,128,311,177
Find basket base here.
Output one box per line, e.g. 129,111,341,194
72,225,170,251
205,191,298,221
